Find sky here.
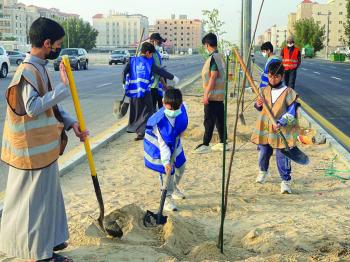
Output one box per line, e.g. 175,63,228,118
20,0,328,44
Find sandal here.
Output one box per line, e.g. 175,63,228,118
53,242,68,251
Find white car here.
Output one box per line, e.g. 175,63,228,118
0,46,10,78
160,51,169,60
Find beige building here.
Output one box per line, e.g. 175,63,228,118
288,13,297,35
0,0,78,46
0,1,11,37
297,0,315,20
92,12,149,49
155,14,203,53
257,25,287,49
312,0,347,50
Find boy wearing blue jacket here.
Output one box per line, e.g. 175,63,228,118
144,88,188,211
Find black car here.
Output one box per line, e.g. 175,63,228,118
54,48,88,71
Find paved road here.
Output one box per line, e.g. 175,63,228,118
255,53,350,149
0,55,204,192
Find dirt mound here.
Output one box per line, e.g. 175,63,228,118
161,215,207,257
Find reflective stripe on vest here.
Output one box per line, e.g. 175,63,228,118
201,53,226,101
125,56,153,98
144,105,188,174
1,63,62,170
282,47,299,70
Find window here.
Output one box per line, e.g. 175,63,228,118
165,21,167,24
165,27,167,29
339,21,343,24
339,12,343,15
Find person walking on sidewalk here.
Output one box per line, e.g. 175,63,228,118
144,88,188,211
252,61,299,194
123,42,179,141
0,17,88,262
280,36,301,89
150,33,168,111
194,33,227,154
260,41,281,88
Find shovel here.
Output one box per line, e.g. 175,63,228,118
62,56,123,238
233,48,309,165
143,138,179,227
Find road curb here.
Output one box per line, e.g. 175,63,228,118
300,108,350,168
58,72,201,176
58,121,128,176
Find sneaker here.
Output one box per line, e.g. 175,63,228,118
194,144,211,154
280,180,292,194
164,195,178,211
172,187,186,200
211,143,230,152
256,170,269,184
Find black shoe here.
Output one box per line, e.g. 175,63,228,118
53,242,68,252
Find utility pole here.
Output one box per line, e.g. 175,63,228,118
326,12,330,59
243,0,252,68
240,0,244,56
67,18,70,48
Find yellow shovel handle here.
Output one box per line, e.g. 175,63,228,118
62,56,97,176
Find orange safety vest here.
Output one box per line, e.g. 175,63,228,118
282,47,300,71
1,63,64,170
201,52,226,101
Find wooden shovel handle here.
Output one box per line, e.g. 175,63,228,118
233,48,278,126
233,48,290,149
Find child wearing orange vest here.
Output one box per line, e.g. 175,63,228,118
252,61,299,194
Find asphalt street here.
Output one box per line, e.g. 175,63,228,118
255,53,350,149
0,55,204,193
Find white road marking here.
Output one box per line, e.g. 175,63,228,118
97,82,113,88
330,66,336,69
301,68,308,71
346,69,350,71
331,76,342,81
313,71,320,75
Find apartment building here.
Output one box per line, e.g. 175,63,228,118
92,11,149,49
155,14,203,53
0,0,78,46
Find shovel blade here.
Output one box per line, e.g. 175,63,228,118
281,146,309,165
143,210,168,227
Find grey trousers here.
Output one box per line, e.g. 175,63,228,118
159,164,186,196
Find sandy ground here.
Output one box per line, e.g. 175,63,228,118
1,78,350,262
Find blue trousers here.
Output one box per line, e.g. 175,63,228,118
258,144,291,181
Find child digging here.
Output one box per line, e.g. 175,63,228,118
144,87,188,211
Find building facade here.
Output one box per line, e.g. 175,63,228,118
312,0,347,50
92,11,149,50
0,0,78,47
155,14,203,53
288,13,297,35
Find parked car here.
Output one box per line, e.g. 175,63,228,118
109,50,129,65
54,48,88,71
7,50,26,65
0,46,10,78
160,50,169,60
128,49,137,57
